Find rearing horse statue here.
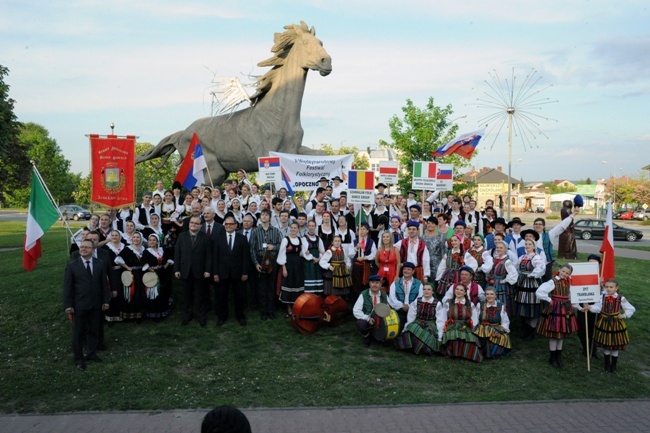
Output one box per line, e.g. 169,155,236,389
136,21,332,185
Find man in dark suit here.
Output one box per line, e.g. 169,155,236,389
181,202,204,232
71,230,111,351
63,239,110,371
201,206,224,316
239,214,258,311
174,215,212,327
213,215,250,326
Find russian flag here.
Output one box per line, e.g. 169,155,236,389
174,133,204,189
437,168,453,180
433,128,485,159
348,170,375,190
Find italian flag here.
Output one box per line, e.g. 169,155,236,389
23,170,60,271
413,161,436,178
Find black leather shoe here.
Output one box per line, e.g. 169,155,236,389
85,353,103,362
97,343,107,351
217,319,226,326
239,317,247,326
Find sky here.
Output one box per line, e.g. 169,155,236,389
2,0,649,183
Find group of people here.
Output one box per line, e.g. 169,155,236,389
63,172,635,372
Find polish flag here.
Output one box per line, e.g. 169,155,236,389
599,201,615,281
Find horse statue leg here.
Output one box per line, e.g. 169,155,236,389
136,131,184,168
296,145,326,156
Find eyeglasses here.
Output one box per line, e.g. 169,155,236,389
224,222,237,225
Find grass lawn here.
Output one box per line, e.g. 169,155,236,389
617,245,650,252
1,222,649,413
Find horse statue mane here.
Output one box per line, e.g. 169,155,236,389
137,21,332,186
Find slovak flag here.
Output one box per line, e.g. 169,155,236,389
437,168,453,180
599,201,615,281
433,128,485,159
174,133,205,189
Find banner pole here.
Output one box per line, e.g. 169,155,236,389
585,311,591,372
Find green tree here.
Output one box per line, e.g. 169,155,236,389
379,97,473,195
4,122,78,207
73,173,92,206
0,65,29,205
320,144,369,170
135,142,177,198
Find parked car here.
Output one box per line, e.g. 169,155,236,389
618,210,635,220
58,205,92,221
633,208,649,221
574,219,643,242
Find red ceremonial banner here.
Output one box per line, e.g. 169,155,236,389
90,134,136,209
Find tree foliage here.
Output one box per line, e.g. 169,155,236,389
0,65,29,205
4,122,78,207
543,182,578,194
320,144,369,170
379,97,473,195
134,142,178,198
605,176,650,208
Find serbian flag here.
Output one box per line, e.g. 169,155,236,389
413,161,437,178
193,143,206,186
259,157,280,169
348,170,374,190
599,201,615,281
174,133,204,189
23,169,60,271
433,128,485,159
437,167,453,180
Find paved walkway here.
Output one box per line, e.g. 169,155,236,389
2,400,649,433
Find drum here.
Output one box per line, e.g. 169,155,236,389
121,271,133,286
142,271,159,288
373,309,401,342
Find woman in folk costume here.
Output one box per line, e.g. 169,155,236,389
593,279,635,373
335,214,356,253
535,264,579,369
474,287,511,359
160,190,178,234
226,198,244,228
421,216,446,292
214,199,227,225
114,231,147,321
484,240,518,315
277,222,306,314
319,235,353,298
395,283,442,355
142,233,174,320
440,283,482,363
514,235,546,341
435,234,477,300
302,220,325,295
103,229,126,323
352,222,377,295
375,230,401,293
469,233,489,288
318,211,336,250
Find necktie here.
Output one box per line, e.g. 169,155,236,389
191,235,196,246
373,294,378,306
244,231,249,240
85,260,92,277
229,234,233,250
207,224,211,236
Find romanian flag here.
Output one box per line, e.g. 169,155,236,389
437,167,453,180
348,170,375,190
433,128,485,159
413,161,437,178
259,157,280,168
174,133,203,190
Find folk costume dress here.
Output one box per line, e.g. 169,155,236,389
376,247,399,293
535,276,578,339
319,245,353,296
594,293,635,351
103,242,125,322
474,299,511,359
484,252,518,315
318,225,335,251
441,299,483,363
352,237,376,293
514,252,545,318
469,246,488,288
114,245,147,321
435,249,478,298
160,201,177,234
395,296,442,355
302,234,325,295
277,236,305,304
142,246,173,319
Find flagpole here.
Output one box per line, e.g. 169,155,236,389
204,165,215,189
31,161,75,240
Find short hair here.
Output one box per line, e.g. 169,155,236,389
316,187,325,195
201,405,251,433
203,206,215,215
271,197,283,206
297,212,308,219
81,239,95,248
260,209,271,217
223,215,236,225
279,210,289,217
534,217,546,227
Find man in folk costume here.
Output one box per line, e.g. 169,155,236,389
330,176,346,199
441,266,485,305
448,220,472,251
307,179,329,208
352,274,388,347
464,202,483,235
134,191,155,231
388,261,424,325
401,204,425,236
352,222,377,295
485,217,508,250
375,182,387,198
395,221,430,283
481,206,497,237
505,217,526,256
446,198,465,226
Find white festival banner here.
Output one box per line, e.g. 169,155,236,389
269,152,354,192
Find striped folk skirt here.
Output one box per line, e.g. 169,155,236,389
514,275,542,318
395,321,441,355
536,296,578,339
594,312,630,350
443,320,483,363
304,257,324,294
279,253,305,304
474,323,511,359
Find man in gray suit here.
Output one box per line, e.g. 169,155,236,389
63,239,110,371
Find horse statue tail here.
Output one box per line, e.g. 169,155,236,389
135,130,184,169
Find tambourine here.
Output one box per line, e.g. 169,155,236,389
142,271,159,288
121,271,133,286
